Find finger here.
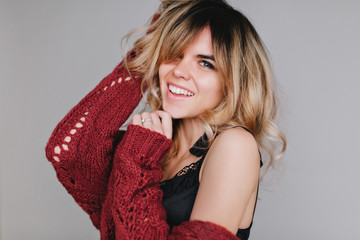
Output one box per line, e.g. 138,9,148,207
150,112,163,135
150,112,161,126
131,114,142,126
155,110,173,139
140,112,153,130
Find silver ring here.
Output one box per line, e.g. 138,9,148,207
141,118,152,123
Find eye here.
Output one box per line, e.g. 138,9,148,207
199,60,215,69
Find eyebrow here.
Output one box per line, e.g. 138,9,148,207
197,54,215,61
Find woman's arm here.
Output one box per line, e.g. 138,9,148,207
190,127,261,234
45,58,143,229
110,124,251,239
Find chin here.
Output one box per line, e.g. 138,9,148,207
162,106,180,119
162,103,188,120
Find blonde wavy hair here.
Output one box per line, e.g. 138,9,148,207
124,0,286,173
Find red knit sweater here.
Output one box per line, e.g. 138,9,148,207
45,60,239,239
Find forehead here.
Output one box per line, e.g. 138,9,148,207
158,24,216,63
184,27,213,55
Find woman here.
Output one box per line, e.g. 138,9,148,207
45,0,286,239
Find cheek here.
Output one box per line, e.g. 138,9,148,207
158,64,171,89
158,67,166,95
158,64,165,79
202,77,223,102
158,63,173,80
215,82,224,101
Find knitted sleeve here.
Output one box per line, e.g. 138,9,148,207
109,124,238,240
45,59,143,229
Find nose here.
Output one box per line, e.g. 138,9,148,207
173,58,191,80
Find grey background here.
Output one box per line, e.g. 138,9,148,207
1,0,359,239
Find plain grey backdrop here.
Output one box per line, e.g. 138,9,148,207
1,0,359,239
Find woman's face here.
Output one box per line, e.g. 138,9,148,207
159,27,223,119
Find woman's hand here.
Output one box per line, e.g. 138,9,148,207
131,110,173,140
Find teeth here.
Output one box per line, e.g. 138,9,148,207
169,84,194,96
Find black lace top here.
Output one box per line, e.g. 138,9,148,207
160,128,262,239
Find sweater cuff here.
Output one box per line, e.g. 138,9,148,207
119,124,173,168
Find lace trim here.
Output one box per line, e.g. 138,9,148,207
175,159,201,177
160,159,202,186
160,133,209,187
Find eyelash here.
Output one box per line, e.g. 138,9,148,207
199,60,215,69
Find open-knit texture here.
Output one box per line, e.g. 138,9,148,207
45,60,239,239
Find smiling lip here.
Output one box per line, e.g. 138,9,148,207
167,82,194,94
167,82,195,100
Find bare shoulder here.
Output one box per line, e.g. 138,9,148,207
192,127,261,233
202,127,260,173
213,127,258,152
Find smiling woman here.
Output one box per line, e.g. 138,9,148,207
45,0,286,239
159,27,223,119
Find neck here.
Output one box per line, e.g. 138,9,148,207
176,118,204,156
